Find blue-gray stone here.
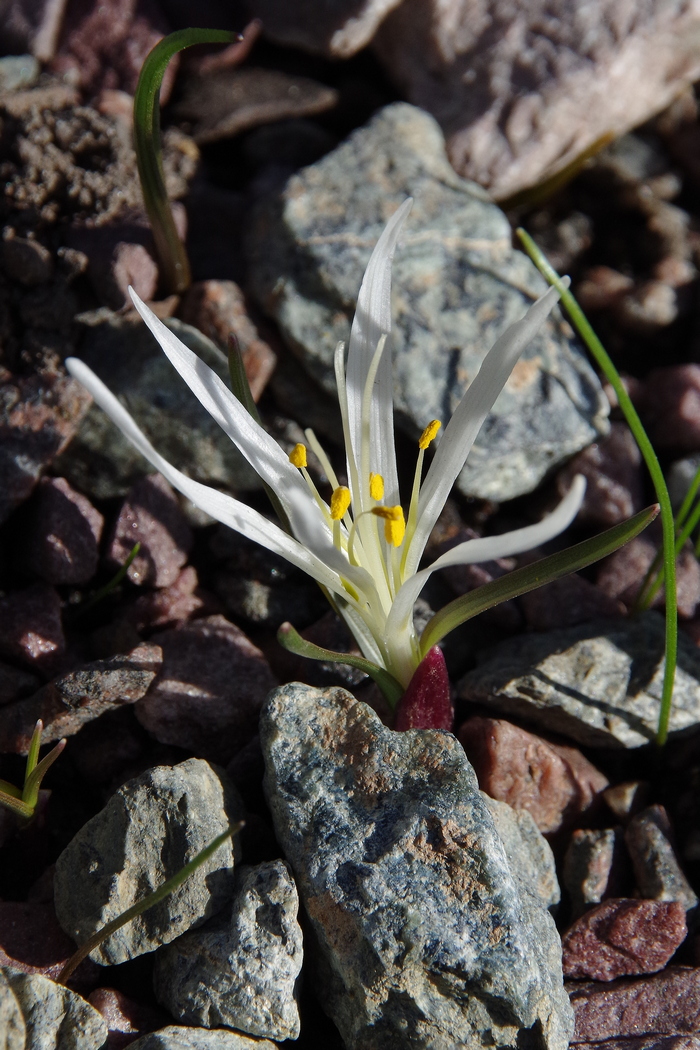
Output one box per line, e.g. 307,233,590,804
127,1029,277,1050
260,682,574,1050
247,102,608,502
481,793,560,911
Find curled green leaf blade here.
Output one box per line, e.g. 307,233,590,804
420,504,659,656
0,790,33,820
277,622,404,709
23,738,66,811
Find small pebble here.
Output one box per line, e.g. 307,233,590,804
0,584,65,675
625,804,698,912
563,828,628,920
23,476,104,585
107,474,193,588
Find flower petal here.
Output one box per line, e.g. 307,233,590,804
65,357,349,597
386,474,585,644
345,198,412,507
404,283,565,577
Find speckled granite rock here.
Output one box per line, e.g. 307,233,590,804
260,682,574,1050
54,759,244,965
153,860,302,1041
248,103,608,502
0,969,24,1050
1,967,107,1050
55,311,258,500
128,1028,278,1050
459,611,700,748
481,793,560,910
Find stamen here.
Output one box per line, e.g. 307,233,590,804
419,419,441,449
372,504,405,547
369,473,384,500
330,486,351,520
289,443,307,468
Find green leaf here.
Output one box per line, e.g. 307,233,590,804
23,738,66,811
517,228,678,747
0,790,33,820
419,504,659,656
277,622,405,709
134,29,236,294
24,720,42,780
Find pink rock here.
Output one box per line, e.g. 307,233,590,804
24,476,104,585
574,1038,700,1050
136,614,278,764
638,365,700,451
0,584,65,674
127,566,216,632
373,0,700,200
562,898,687,981
569,966,700,1041
519,573,624,632
0,372,92,524
65,222,160,310
88,987,166,1049
107,473,193,588
179,280,277,402
597,524,700,620
0,900,99,989
458,715,608,834
557,423,644,527
0,643,162,753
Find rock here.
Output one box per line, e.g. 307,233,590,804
562,898,687,981
154,860,303,1041
557,423,644,527
0,584,65,676
0,643,162,753
625,805,699,913
0,901,99,989
22,476,104,586
261,682,574,1050
248,103,608,503
0,372,92,524
563,828,628,920
668,455,700,512
604,781,650,823
0,663,40,708
136,616,277,765
246,0,402,57
573,1038,700,1050
88,987,166,1049
481,793,560,910
597,525,700,619
373,0,700,200
179,280,276,402
1,233,53,286
127,567,212,633
519,573,624,632
0,968,24,1050
56,312,258,500
0,54,39,92
127,1028,278,1050
54,758,244,965
638,365,700,452
459,611,700,748
569,966,700,1041
458,716,608,834
107,474,193,589
1,966,107,1050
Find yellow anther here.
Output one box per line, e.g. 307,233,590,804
330,486,351,520
289,443,307,469
369,472,384,500
419,419,441,450
371,504,406,547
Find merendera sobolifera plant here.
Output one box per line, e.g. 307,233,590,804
65,198,657,729
0,721,65,821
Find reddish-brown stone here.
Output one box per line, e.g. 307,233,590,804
637,365,700,451
107,473,193,588
24,476,104,585
0,584,65,674
88,987,166,1049
597,524,700,619
569,966,700,1041
563,898,687,981
557,422,644,527
519,573,624,632
458,716,608,834
127,566,216,632
0,900,99,989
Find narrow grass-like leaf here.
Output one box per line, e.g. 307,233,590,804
77,542,141,616
277,622,404,708
517,228,678,746
420,505,658,655
134,28,236,294
58,821,243,985
0,791,33,820
22,739,66,811
24,720,41,781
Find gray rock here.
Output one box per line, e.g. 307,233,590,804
481,793,560,910
260,682,574,1050
247,0,402,56
374,0,700,200
248,103,608,503
668,455,700,512
0,55,39,92
625,805,698,913
0,969,24,1050
563,828,627,920
154,860,302,1041
128,1028,277,1050
55,311,259,500
54,758,244,965
1,967,107,1050
459,611,700,748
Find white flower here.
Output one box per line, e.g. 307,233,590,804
66,199,584,691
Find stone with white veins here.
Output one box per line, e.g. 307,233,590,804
153,860,303,1041
260,682,574,1050
459,611,700,748
248,103,608,503
54,758,244,965
482,793,560,911
1,967,107,1050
